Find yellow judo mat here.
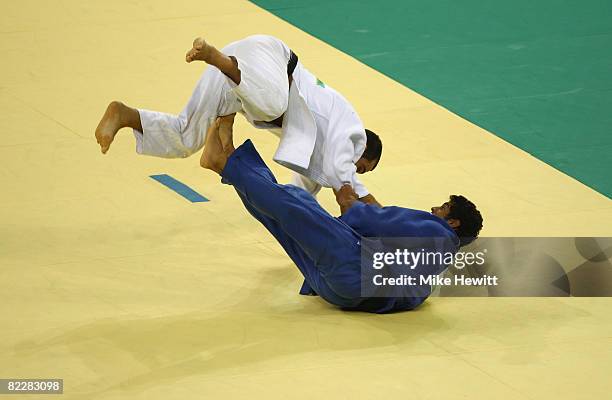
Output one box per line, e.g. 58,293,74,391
2,1,612,399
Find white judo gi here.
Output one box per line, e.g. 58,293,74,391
133,35,369,197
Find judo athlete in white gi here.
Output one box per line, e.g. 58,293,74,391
95,34,382,208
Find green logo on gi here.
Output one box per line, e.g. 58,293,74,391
316,78,326,88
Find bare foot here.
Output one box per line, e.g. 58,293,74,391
95,101,125,154
218,114,236,154
186,37,213,63
200,120,227,174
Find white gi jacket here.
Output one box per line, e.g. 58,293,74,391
133,35,369,197
246,62,369,198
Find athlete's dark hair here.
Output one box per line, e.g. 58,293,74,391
362,129,383,170
447,195,483,247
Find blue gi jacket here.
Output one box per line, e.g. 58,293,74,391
300,202,460,313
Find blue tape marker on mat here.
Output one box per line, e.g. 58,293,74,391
149,174,209,203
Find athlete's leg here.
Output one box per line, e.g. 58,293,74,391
201,130,360,268
202,123,362,301
187,35,290,123
200,121,324,293
186,37,241,85
234,188,328,293
95,64,239,158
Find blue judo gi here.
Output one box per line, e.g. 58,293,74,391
222,140,460,313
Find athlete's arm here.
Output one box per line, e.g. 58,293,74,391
335,184,359,215
359,193,382,207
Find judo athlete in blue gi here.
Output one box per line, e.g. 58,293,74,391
200,119,483,313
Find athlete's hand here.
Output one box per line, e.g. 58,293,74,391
335,184,358,215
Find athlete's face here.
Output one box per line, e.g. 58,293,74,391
431,201,452,219
431,200,461,229
355,157,378,174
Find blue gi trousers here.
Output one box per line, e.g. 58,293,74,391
221,140,363,308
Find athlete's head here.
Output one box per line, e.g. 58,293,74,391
355,129,382,174
431,195,483,247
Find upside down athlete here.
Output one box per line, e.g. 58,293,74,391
95,34,383,211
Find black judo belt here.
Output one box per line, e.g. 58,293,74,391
287,51,298,76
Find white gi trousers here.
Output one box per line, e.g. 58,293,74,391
133,35,291,158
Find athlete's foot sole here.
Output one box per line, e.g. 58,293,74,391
186,37,213,63
95,101,125,154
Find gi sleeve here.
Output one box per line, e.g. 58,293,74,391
352,175,370,198
325,129,367,191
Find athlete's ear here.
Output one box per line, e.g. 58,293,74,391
447,218,461,229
